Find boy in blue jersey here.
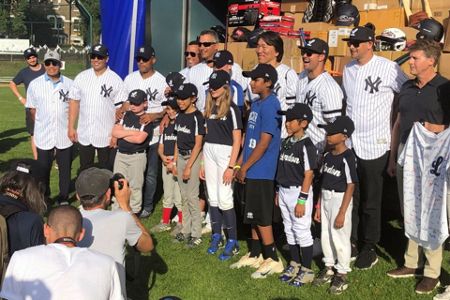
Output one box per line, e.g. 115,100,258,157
232,64,283,278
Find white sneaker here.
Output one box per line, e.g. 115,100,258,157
230,253,264,269
251,258,284,279
434,286,450,300
201,224,212,235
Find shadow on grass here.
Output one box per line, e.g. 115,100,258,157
0,127,26,139
0,136,29,160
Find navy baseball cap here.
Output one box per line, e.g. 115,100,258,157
90,43,109,57
174,83,198,100
161,99,179,110
136,45,155,60
242,64,278,84
213,50,234,68
279,103,313,122
128,89,147,105
319,116,355,136
299,38,329,56
208,70,230,90
166,72,185,91
24,48,37,59
342,26,375,42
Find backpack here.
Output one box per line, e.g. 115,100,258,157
0,204,22,285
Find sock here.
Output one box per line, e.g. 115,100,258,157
250,239,262,257
209,206,223,235
222,208,237,240
263,243,278,261
289,244,300,264
177,211,183,224
162,207,172,224
300,245,313,269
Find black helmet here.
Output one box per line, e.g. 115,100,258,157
416,18,444,42
247,27,265,48
335,3,360,26
210,25,226,43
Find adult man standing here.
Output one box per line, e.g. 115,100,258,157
1,205,123,300
68,43,127,171
123,45,168,218
9,48,45,160
76,167,154,294
26,50,74,205
386,40,449,295
342,26,408,269
180,41,201,78
297,38,343,153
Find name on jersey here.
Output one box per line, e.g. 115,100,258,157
323,162,341,177
248,111,258,129
210,114,227,121
279,153,300,164
164,134,177,141
175,125,191,134
123,125,140,131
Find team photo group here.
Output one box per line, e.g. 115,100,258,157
1,17,450,300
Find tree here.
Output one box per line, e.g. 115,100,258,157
78,0,101,44
0,0,28,38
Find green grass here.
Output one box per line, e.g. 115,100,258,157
1,86,449,299
0,60,85,79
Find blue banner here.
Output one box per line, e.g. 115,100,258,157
100,0,146,79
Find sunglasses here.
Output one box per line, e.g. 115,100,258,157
347,41,362,48
44,60,60,67
136,57,150,63
301,50,316,57
90,54,106,60
198,42,216,48
184,51,198,58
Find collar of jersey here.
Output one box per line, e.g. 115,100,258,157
44,73,63,84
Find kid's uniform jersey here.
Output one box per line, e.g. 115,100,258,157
175,110,205,151
398,122,450,250
205,102,243,146
117,112,153,153
321,149,358,192
276,136,318,187
160,122,177,156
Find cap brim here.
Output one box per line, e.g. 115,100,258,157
242,71,254,78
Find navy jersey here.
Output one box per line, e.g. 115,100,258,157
117,112,152,153
161,121,177,156
12,65,45,91
321,149,358,192
276,136,318,187
175,110,205,151
205,102,243,146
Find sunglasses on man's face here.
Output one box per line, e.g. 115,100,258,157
347,41,362,48
90,54,106,60
301,50,317,57
184,51,197,58
198,42,216,48
136,57,150,63
44,60,60,67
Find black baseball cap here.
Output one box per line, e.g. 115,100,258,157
166,72,185,91
24,48,37,59
242,64,278,84
174,83,198,100
319,116,355,136
299,38,329,56
75,167,113,199
213,50,234,68
342,26,375,42
279,103,313,122
136,45,155,60
128,89,147,105
90,43,109,57
208,70,230,90
161,99,179,110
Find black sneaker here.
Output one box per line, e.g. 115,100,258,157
173,232,189,243
350,243,358,262
355,248,378,270
329,274,348,295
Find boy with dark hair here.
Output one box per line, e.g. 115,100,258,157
313,116,358,295
276,103,318,287
232,64,283,278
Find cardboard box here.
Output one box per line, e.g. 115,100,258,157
328,27,352,56
225,42,247,66
280,0,308,13
284,12,304,29
332,56,353,74
365,8,406,30
376,0,401,9
438,53,450,78
282,56,304,73
298,22,333,42
242,48,259,71
391,51,414,78
444,12,450,52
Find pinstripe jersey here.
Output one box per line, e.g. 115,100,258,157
186,62,247,112
179,67,190,78
26,74,73,150
69,67,127,148
343,55,408,160
297,71,343,153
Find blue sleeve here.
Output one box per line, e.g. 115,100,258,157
260,97,281,136
12,69,25,85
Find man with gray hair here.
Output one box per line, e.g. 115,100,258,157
1,205,123,299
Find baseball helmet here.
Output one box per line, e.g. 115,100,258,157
335,3,360,26
376,28,407,51
211,25,226,43
416,18,444,42
247,27,265,48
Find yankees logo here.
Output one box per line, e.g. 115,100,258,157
364,76,382,94
100,84,113,97
304,91,317,106
146,88,158,101
430,156,444,176
59,89,69,102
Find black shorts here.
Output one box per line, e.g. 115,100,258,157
243,179,275,226
25,107,34,135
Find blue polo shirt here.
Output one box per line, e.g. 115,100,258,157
243,93,281,180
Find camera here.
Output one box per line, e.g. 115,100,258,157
110,173,125,197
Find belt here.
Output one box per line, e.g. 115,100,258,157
178,149,192,156
279,185,300,189
119,149,146,155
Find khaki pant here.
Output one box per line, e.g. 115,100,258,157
177,153,202,238
162,163,182,210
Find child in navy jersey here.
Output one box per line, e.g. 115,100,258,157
152,99,183,235
276,103,318,287
313,116,358,295
172,83,205,248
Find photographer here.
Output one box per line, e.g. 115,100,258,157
76,167,153,297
